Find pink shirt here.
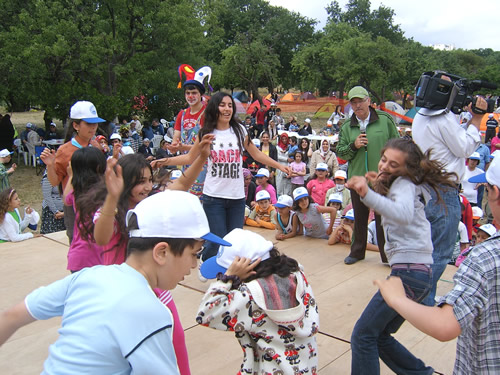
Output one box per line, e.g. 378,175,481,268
491,136,500,154
290,161,306,185
65,192,103,271
255,184,277,204
307,179,335,206
93,208,126,265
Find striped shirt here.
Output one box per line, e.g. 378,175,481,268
439,232,500,374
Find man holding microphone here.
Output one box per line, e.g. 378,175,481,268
337,86,399,265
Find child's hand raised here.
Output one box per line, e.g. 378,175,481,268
225,256,261,281
199,134,216,159
104,158,124,198
346,176,369,197
40,148,56,166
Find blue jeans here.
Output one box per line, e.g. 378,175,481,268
201,195,245,261
422,186,460,306
351,266,433,375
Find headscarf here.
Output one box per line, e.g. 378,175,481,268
278,133,289,152
243,168,252,197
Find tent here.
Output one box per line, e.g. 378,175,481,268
281,93,298,102
400,107,420,125
380,101,406,124
480,113,500,133
233,98,246,114
313,102,336,118
245,99,272,115
300,92,316,100
232,91,249,103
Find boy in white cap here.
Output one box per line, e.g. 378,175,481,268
273,194,302,240
324,169,351,207
254,167,277,204
197,228,319,375
245,190,277,229
328,208,355,245
0,190,230,374
0,149,16,191
462,151,484,206
375,155,500,374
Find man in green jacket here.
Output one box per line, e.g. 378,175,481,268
337,86,399,265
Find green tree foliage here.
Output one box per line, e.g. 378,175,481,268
0,0,205,121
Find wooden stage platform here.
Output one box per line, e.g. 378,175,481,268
0,229,457,374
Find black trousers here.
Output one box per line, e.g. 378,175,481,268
348,188,387,263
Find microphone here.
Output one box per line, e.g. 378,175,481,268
359,123,367,150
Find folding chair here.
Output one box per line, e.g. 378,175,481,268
34,146,46,175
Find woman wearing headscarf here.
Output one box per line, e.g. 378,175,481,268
310,138,339,174
276,133,292,196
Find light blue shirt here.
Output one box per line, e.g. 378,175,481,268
25,264,178,374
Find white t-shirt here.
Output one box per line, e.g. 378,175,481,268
203,125,247,199
25,263,178,375
462,167,484,204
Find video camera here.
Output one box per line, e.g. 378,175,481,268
415,70,497,115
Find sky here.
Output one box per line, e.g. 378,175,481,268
267,0,500,51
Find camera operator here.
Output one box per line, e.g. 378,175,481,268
413,75,487,307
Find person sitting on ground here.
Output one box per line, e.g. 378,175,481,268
245,190,277,230
197,228,319,375
274,194,302,240
455,222,495,267
254,168,277,205
307,163,335,206
324,170,351,208
328,209,354,245
0,187,40,242
326,192,343,230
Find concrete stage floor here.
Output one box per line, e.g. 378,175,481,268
0,228,457,374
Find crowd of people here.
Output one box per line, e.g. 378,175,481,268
0,72,499,375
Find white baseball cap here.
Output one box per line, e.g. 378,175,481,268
170,170,182,180
491,150,500,159
305,118,311,123
70,101,106,123
121,145,135,155
342,209,355,220
200,229,272,279
328,193,343,204
255,168,270,178
293,186,309,201
0,149,13,158
472,206,483,219
470,155,500,186
334,170,347,180
256,190,271,201
252,138,261,148
327,120,333,125
468,152,481,160
160,119,167,125
316,162,328,171
126,190,231,247
110,133,122,141
478,223,497,237
275,195,293,208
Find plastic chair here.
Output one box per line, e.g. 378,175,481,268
13,139,28,165
34,146,46,175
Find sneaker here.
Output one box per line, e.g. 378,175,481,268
344,256,361,265
198,257,208,283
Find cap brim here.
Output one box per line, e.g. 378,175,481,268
316,168,327,171
255,174,267,177
468,173,487,183
342,215,355,220
183,80,205,93
294,193,308,201
201,232,232,247
274,203,289,208
200,256,227,279
329,200,342,204
80,117,106,123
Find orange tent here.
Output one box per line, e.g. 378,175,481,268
246,99,272,114
281,93,298,102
